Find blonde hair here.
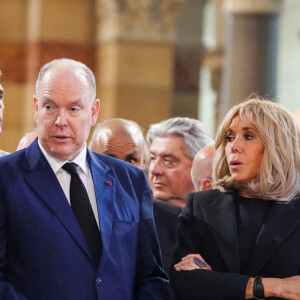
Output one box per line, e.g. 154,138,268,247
213,98,300,201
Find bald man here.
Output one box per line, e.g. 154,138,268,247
191,144,215,191
89,118,146,169
17,128,38,151
89,118,181,300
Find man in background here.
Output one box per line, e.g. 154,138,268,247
89,118,181,299
191,144,215,191
16,128,38,150
89,118,146,169
146,117,214,207
0,70,9,156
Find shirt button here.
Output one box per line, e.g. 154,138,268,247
96,277,102,284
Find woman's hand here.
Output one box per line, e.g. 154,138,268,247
246,276,300,299
174,254,212,271
273,276,300,299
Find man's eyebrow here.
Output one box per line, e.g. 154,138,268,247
41,98,54,103
69,99,84,105
125,153,138,159
150,152,177,159
162,154,178,161
104,151,116,158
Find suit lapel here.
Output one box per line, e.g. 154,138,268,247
88,151,115,270
201,192,240,272
23,141,93,263
246,199,300,275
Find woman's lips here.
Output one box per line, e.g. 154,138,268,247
229,160,243,169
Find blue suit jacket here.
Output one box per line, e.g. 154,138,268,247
0,140,168,300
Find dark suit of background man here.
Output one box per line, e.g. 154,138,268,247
0,59,168,300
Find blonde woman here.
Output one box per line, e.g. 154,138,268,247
172,98,300,299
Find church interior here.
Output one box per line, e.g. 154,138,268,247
0,0,299,152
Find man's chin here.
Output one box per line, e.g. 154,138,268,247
153,191,170,202
48,147,77,161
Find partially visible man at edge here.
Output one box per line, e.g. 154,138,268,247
0,70,10,156
146,117,214,207
191,144,215,192
16,128,38,151
89,118,181,300
0,59,168,300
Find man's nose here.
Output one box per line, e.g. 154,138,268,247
150,159,163,175
55,110,68,127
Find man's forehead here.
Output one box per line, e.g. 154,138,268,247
100,126,142,145
151,135,186,152
39,67,88,90
106,132,143,150
150,136,193,163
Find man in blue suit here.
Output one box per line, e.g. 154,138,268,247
0,58,168,300
89,118,181,300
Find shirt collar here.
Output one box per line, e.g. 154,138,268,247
38,140,89,175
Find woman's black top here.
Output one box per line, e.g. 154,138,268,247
236,195,274,274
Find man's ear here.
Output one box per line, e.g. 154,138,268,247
142,154,146,170
202,178,212,191
91,99,100,126
33,96,38,122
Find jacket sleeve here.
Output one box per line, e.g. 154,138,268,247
170,192,249,300
0,194,27,300
134,171,169,300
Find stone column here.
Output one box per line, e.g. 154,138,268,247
173,0,207,118
200,0,226,133
220,0,283,119
96,0,185,130
0,0,96,152
0,0,28,152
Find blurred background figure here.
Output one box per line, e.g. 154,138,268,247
191,144,215,191
0,70,9,156
147,117,214,207
89,118,147,169
16,128,38,151
89,117,181,300
172,98,300,300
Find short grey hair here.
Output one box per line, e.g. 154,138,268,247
36,58,96,102
146,117,214,160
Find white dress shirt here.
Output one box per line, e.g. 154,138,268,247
38,141,99,227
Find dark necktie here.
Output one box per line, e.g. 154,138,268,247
62,162,102,265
